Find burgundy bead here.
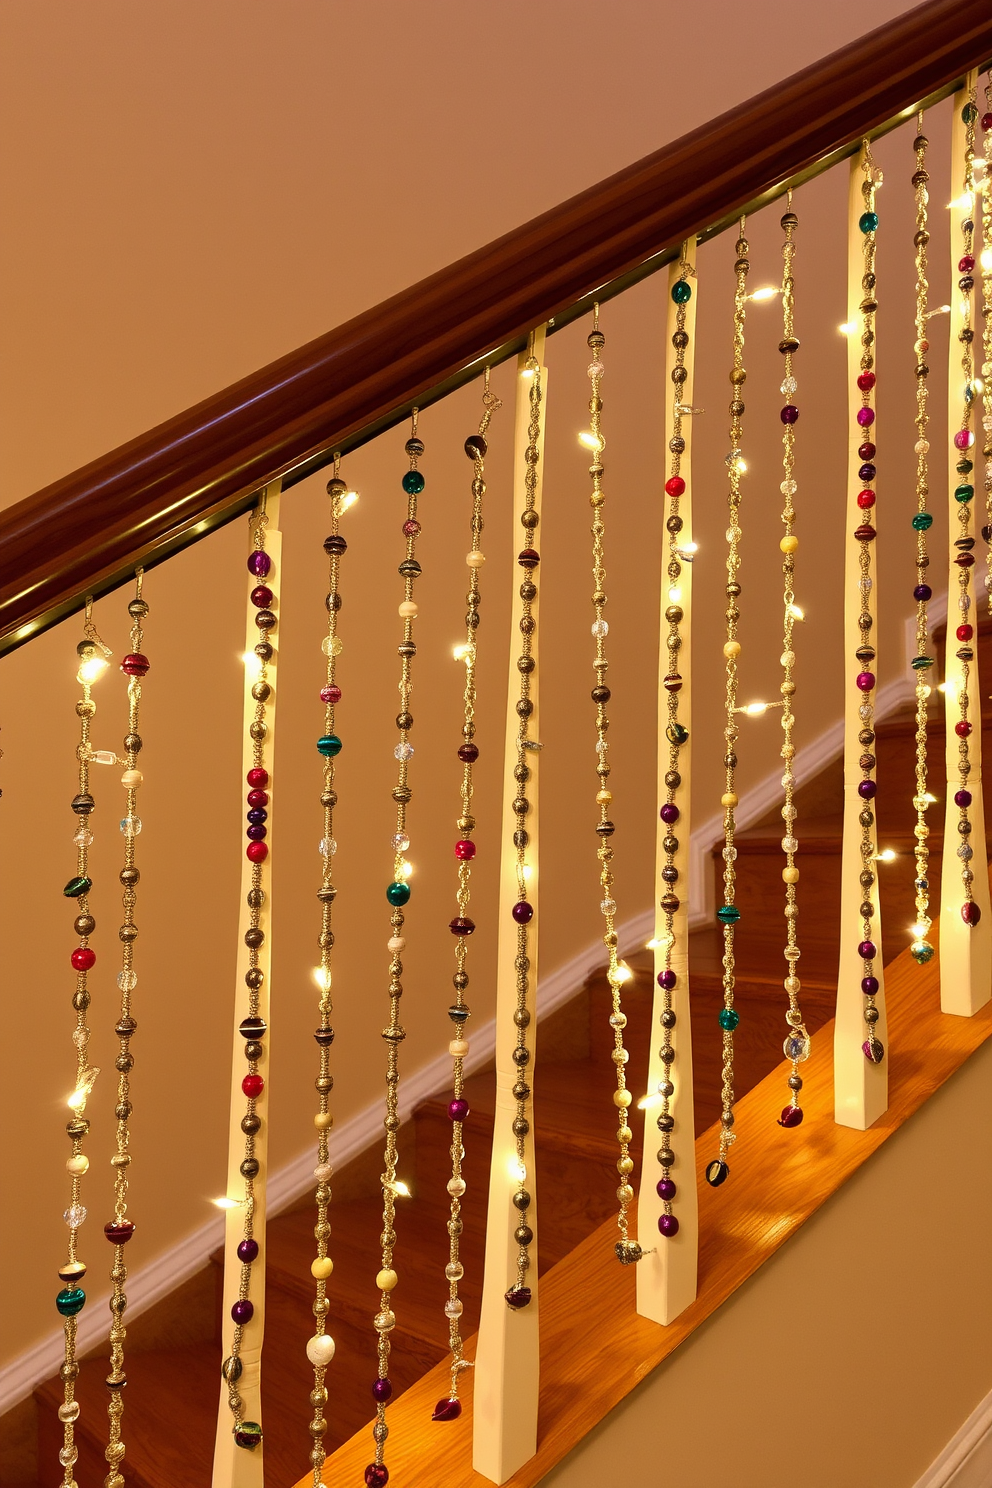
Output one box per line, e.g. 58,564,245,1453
859,462,877,482
657,969,676,990
856,406,875,427
957,624,974,641
665,476,685,497
120,653,150,677
372,1378,393,1403
913,584,932,601
320,685,342,704
862,976,879,996
778,1105,804,1128
71,947,96,971
247,768,269,789
956,553,976,567
432,1397,463,1422
780,404,799,424
246,790,268,809
448,1098,470,1122
242,1073,264,1099
104,1220,135,1244
231,1299,254,1325
858,441,876,460
517,548,540,568
659,803,680,825
857,490,876,510
962,901,982,926
858,939,877,960
449,916,475,936
955,720,973,738
512,900,534,924
959,254,975,273
954,789,973,808
402,519,421,537
983,111,992,130
457,743,479,763
454,839,476,860
246,841,268,863
856,671,875,692
857,371,876,392
364,1465,389,1488
656,1178,677,1201
658,1213,680,1238
250,585,274,609
854,524,877,543
504,1286,532,1309
237,1238,259,1263
246,824,267,841
858,780,876,800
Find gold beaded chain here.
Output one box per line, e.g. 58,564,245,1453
504,352,544,1312
982,76,992,603
222,493,277,1454
302,460,354,1481
949,88,981,932
582,309,641,1264
433,374,501,1423
55,601,113,1486
366,414,427,1488
909,115,936,968
102,574,151,1485
707,219,749,1190
852,139,884,1067
775,199,811,1128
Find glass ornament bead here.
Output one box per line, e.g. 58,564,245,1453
231,1298,254,1325
454,839,476,861
242,1073,264,1099
120,653,150,677
318,838,337,857
954,428,975,450
237,1237,259,1263
391,831,410,852
64,1205,87,1228
250,585,274,610
962,901,982,926
63,875,92,899
859,210,879,233
513,899,534,924
71,947,96,971
104,1220,135,1244
778,1105,804,1128
72,828,94,848
321,635,344,657
317,734,342,757
856,406,875,427
393,741,414,762
716,904,740,925
246,841,268,864
599,898,617,917
234,1422,263,1450
780,377,797,396
862,1037,885,1064
718,1007,740,1031
504,1285,532,1309
402,469,425,495
321,684,342,706
119,816,142,836
448,1097,470,1121
780,404,799,424
586,360,605,379
671,280,692,303
56,1286,86,1317
911,940,935,965
386,881,411,906
705,1160,729,1187
432,1397,462,1422
365,1466,390,1488
247,550,272,578
372,1378,392,1403
657,1213,680,1237
784,1033,810,1062
591,619,608,638
656,1177,676,1201
665,475,685,497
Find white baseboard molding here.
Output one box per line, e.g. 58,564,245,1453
912,1387,992,1488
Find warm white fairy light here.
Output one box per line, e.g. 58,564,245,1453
77,655,109,684
876,848,897,863
578,430,605,451
748,285,780,301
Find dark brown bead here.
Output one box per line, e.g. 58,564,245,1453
115,1053,134,1073
516,699,533,717
778,337,800,354
324,592,342,612
245,968,264,990
249,720,267,741
397,641,417,658
396,713,413,730
124,733,142,754
780,211,798,228
672,330,689,350
513,829,529,849
115,1102,132,1121
72,990,91,1012
240,1158,260,1179
244,1042,263,1060
513,797,530,815
665,770,681,789
245,928,265,949
323,532,347,554
255,641,273,662
666,515,683,533
517,655,535,673
251,681,271,702
392,785,412,803
464,433,487,459
521,509,539,529
242,1113,261,1136
119,924,138,943
591,685,611,703
513,763,530,782
520,581,537,602
74,914,96,936
405,436,425,457
254,610,276,630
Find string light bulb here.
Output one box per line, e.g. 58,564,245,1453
77,655,109,684
578,430,605,451
748,285,780,301
876,848,897,863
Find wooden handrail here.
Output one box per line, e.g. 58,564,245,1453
1,0,990,654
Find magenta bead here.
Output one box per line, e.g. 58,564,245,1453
778,1105,804,1128
856,671,875,692
432,1397,463,1422
237,1238,259,1263
512,900,533,924
454,839,476,860
321,685,342,704
657,969,676,990
372,1378,392,1403
658,1213,680,1238
659,803,680,825
954,428,975,450
858,939,877,960
856,406,875,427
231,1299,254,1325
962,901,982,926
448,1098,470,1122
863,1037,885,1064
402,519,421,537
858,779,876,800
247,551,271,578
365,1466,389,1488
954,789,973,808
656,1178,677,1201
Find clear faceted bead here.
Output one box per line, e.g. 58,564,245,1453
73,828,94,847
64,1204,87,1229
391,832,410,852
444,1299,464,1318
723,845,738,861
393,742,414,762
600,899,617,916
591,619,609,638
445,1261,464,1281
784,1033,811,1062
781,836,798,853
119,817,142,836
780,478,797,496
117,970,137,992
780,377,797,396
321,635,344,657
587,360,605,379
72,1029,88,1049
319,838,337,857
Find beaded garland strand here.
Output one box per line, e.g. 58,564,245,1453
852,140,885,1067
103,574,152,1483
909,118,937,968
365,416,427,1488
982,80,992,597
949,89,982,932
302,463,354,1481
55,603,114,1487
707,220,750,1190
222,497,278,1454
581,311,643,1265
775,201,811,1128
653,251,695,1234
433,377,501,1424
503,353,544,1312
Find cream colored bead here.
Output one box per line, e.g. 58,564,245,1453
306,1333,336,1367
596,789,612,805
311,1256,334,1281
399,601,418,619
721,791,738,808
313,1163,333,1184
782,866,799,884
613,1088,632,1108
314,1111,334,1132
448,1038,469,1057
66,1154,89,1176
780,651,795,669
723,640,741,659
388,936,406,953
466,551,485,568
376,1268,398,1291
447,1177,466,1198
780,534,799,554
121,769,143,789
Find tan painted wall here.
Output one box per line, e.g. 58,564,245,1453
541,1039,992,1488
0,0,954,1387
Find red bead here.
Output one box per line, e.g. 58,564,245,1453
246,841,269,863
402,519,421,537
120,653,149,677
857,490,876,510
983,112,992,131
962,900,982,926
959,254,975,273
246,789,269,809
665,476,685,497
955,720,973,738
957,624,974,641
857,371,876,392
71,947,96,971
246,768,269,789
454,840,476,861
321,685,342,704
242,1074,264,1099
250,585,274,609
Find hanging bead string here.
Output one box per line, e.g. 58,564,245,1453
55,600,113,1487
707,219,750,1190
982,79,992,598
504,348,544,1312
654,248,695,1231
367,413,427,1488
775,198,811,1128
852,140,885,1067
222,493,277,1454
950,88,982,931
433,373,501,1423
580,307,642,1265
303,458,354,1481
909,116,937,967
103,573,151,1482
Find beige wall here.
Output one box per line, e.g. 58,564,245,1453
541,1040,992,1488
0,0,946,1382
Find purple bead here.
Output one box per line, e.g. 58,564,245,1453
856,671,875,692
237,1238,259,1264
448,1098,469,1122
247,550,272,578
962,900,982,926
954,428,975,450
657,969,676,990
432,1397,463,1422
656,1178,677,1201
862,976,879,996
780,404,799,424
247,808,267,824
954,789,973,808
857,406,875,427
857,779,877,800
913,584,932,601
512,900,533,925
246,823,267,841
858,939,877,960
658,1213,680,1238
372,1378,392,1403
365,1466,389,1488
863,1037,885,1064
859,462,877,481
659,803,680,825
778,1104,804,1128
231,1299,254,1325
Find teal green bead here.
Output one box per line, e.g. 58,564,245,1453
56,1286,86,1317
386,881,411,906
911,940,935,965
716,904,740,924
317,734,342,757
718,1008,740,1031
402,470,425,495
63,875,92,899
911,512,933,531
911,655,933,671
671,281,692,304
859,211,879,234
963,102,979,124
954,485,974,503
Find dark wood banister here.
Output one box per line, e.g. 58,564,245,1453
1,0,990,655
